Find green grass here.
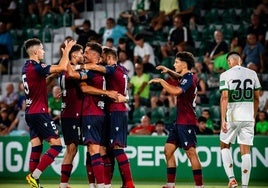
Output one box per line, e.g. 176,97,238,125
1,179,268,188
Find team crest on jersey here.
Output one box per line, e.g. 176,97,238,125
220,80,225,86
41,63,47,68
181,78,187,85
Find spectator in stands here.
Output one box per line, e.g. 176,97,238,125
6,100,29,136
58,0,85,18
119,0,152,30
161,14,194,59
213,36,243,72
255,0,268,15
205,61,220,91
149,0,179,31
102,17,135,47
195,116,213,135
17,81,26,110
203,30,228,66
129,62,151,109
1,83,19,114
105,37,117,51
71,19,98,49
255,111,268,135
201,109,220,134
0,22,13,74
117,37,133,61
247,14,266,44
0,107,11,135
26,0,51,20
151,120,168,136
129,115,155,135
191,67,208,105
118,50,134,78
259,89,268,113
242,33,265,73
133,33,155,73
177,0,199,28
48,85,62,132
0,0,17,30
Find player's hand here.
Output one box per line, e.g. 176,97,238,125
115,93,128,103
221,120,227,133
156,65,169,73
61,40,76,53
148,78,163,84
106,90,118,101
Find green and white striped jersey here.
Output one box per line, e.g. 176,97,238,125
219,65,262,122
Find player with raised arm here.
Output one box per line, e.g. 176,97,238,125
67,42,118,188
149,51,204,188
22,38,76,188
59,44,84,188
77,47,134,188
219,52,261,188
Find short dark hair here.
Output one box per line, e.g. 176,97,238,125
86,42,102,55
119,37,127,44
103,47,117,58
155,120,164,126
135,33,144,41
175,51,195,70
69,44,83,60
83,19,91,27
24,38,41,51
198,116,207,123
106,37,114,43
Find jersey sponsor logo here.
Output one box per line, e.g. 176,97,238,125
97,101,105,109
41,63,47,68
220,80,225,86
25,99,32,106
181,79,187,85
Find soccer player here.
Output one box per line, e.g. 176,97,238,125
59,44,84,188
79,48,135,188
148,51,204,188
219,52,261,188
22,38,76,188
68,42,119,188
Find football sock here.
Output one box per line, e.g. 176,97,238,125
241,154,251,187
102,154,112,185
29,145,43,173
167,167,176,183
86,152,95,184
193,169,203,186
91,153,104,184
35,145,62,175
114,149,134,187
221,148,235,179
60,164,73,183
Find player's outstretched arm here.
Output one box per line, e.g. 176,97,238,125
149,78,182,95
156,65,180,79
80,82,118,100
76,64,106,74
50,40,76,73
